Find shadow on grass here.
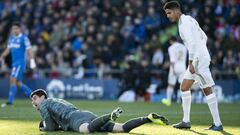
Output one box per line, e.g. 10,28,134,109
38,131,93,135
173,129,208,135
188,129,208,135
179,129,234,135
38,131,146,135
220,130,233,135
129,133,146,135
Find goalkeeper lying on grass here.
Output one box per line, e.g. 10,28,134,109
31,89,169,133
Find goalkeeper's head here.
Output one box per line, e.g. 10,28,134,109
30,89,48,110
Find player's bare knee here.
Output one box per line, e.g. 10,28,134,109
16,81,22,88
180,79,194,91
203,87,213,96
180,83,189,91
79,123,90,133
10,78,17,84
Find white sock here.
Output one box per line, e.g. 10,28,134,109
206,93,222,126
166,86,174,102
181,90,191,123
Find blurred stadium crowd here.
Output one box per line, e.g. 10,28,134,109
0,0,240,81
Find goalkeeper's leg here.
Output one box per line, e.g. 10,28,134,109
79,107,123,133
105,113,168,133
99,117,152,133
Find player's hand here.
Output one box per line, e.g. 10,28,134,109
189,63,195,74
39,120,45,131
30,59,36,69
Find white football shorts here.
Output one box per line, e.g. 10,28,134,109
182,56,215,89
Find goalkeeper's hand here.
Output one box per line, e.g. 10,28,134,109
30,59,36,69
39,120,46,131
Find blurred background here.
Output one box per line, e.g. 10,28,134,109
0,0,240,102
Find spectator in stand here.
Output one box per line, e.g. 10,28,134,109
0,0,239,79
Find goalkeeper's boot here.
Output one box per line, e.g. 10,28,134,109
161,98,171,106
111,107,123,121
1,102,13,108
205,124,223,131
147,113,169,125
173,121,191,129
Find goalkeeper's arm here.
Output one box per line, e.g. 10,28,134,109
39,107,59,131
39,117,60,131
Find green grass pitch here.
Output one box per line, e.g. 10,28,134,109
0,99,239,135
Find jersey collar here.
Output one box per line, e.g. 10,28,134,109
14,33,23,38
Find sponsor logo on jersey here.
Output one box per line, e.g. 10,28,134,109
9,43,20,48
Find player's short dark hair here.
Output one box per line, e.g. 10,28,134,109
12,22,21,27
163,1,181,10
170,36,178,42
31,89,48,99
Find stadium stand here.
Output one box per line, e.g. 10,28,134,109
0,0,239,80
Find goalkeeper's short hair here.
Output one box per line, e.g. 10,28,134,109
30,89,48,99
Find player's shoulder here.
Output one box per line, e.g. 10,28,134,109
39,99,50,110
180,14,196,24
176,42,184,46
21,34,29,39
171,42,182,47
8,35,15,40
41,98,59,108
43,98,55,104
174,42,185,50
181,14,194,20
16,33,28,40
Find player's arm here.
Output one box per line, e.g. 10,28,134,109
181,18,196,74
27,48,36,69
0,38,11,61
24,36,36,69
39,117,59,131
39,102,59,131
0,48,10,60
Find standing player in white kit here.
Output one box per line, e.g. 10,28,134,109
162,36,187,106
163,1,223,131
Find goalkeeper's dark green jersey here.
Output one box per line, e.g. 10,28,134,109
39,98,78,131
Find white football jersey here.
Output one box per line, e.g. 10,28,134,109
178,14,211,61
168,42,187,72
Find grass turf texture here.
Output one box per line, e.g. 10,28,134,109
0,100,239,135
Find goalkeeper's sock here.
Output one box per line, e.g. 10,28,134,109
122,117,150,132
206,93,222,126
8,84,17,104
88,114,111,132
20,83,32,96
181,90,191,123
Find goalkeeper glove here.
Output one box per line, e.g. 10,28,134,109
39,120,46,131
